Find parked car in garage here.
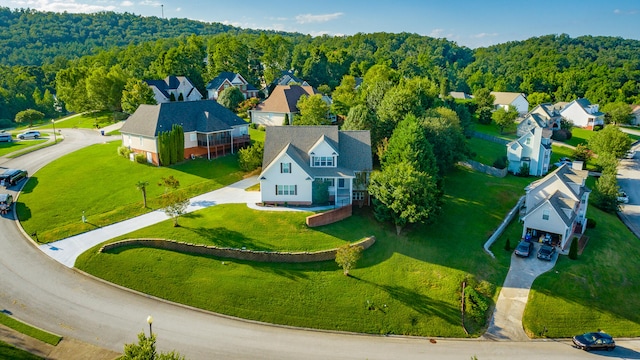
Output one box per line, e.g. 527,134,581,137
514,240,534,257
537,244,556,261
572,331,615,351
18,130,40,140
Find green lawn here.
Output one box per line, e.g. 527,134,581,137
473,122,518,141
0,341,42,360
467,137,506,166
76,166,529,337
47,111,124,130
249,127,266,143
0,139,48,157
0,313,61,346
18,141,246,242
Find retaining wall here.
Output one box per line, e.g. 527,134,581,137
459,160,508,178
306,205,352,227
99,236,376,263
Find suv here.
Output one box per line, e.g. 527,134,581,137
0,133,12,142
0,193,13,214
0,169,28,187
18,130,40,140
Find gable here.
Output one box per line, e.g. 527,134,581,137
309,135,339,158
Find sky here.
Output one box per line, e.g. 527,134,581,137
1,0,639,48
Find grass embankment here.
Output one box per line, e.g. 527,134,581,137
17,141,245,242
77,166,527,337
0,313,61,346
0,140,47,157
0,341,42,360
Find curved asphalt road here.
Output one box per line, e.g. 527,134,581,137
1,129,640,359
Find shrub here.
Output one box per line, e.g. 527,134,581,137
504,238,511,251
492,155,508,169
0,118,14,129
517,163,530,177
465,287,489,323
551,129,572,141
258,125,266,131
586,218,596,228
117,146,131,158
568,237,579,260
134,153,147,164
238,142,264,171
249,123,257,129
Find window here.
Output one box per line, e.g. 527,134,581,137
276,185,297,195
312,156,334,167
525,137,531,145
352,191,365,201
190,133,197,141
319,178,334,187
338,178,345,188
281,162,291,173
542,209,550,220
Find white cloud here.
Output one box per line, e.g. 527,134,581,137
472,32,499,39
120,1,133,6
429,28,445,38
613,8,638,15
295,12,343,24
175,7,181,12
11,0,116,13
138,0,161,6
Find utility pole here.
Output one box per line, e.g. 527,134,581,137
161,4,164,19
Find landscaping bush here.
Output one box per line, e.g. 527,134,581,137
249,123,257,129
504,238,511,251
586,218,596,228
238,142,264,171
551,129,572,141
258,125,266,131
517,163,530,177
312,179,330,205
0,119,14,129
134,153,147,164
568,237,578,260
465,287,489,323
117,146,131,158
492,155,508,169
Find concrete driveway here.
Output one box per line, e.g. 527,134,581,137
484,242,558,341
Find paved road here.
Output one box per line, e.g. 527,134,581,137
2,129,640,359
618,142,640,237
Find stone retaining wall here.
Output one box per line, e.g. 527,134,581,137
306,205,352,227
459,160,508,178
99,236,376,263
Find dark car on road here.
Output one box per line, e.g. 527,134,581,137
0,169,28,187
0,193,13,214
514,240,533,257
537,244,556,261
572,332,615,351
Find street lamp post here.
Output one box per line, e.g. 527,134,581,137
147,315,153,338
51,120,56,143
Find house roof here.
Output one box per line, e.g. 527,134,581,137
449,91,473,100
261,126,372,177
523,190,578,227
562,98,605,117
526,163,589,201
254,85,318,114
206,72,258,91
145,75,199,100
491,92,525,105
120,100,247,137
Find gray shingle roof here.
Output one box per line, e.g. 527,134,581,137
206,72,258,91
120,100,247,137
262,126,372,177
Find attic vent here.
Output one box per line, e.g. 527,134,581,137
204,111,210,118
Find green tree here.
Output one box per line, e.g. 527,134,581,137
85,65,128,112
602,101,633,125
55,65,90,112
217,86,244,112
593,173,620,213
158,176,189,227
587,126,633,159
331,75,359,117
294,94,330,125
335,243,364,276
122,78,157,114
491,105,519,134
527,92,552,109
122,332,185,360
368,161,440,235
15,108,44,127
476,106,493,125
238,142,264,171
473,88,494,109
282,113,289,126
136,181,149,208
571,143,593,165
422,107,469,175
380,114,438,176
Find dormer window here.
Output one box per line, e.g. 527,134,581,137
312,156,335,167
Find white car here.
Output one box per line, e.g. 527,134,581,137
18,130,41,140
626,150,636,159
618,191,629,204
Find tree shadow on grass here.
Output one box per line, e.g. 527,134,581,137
182,226,272,250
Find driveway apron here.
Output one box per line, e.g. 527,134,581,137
483,243,557,341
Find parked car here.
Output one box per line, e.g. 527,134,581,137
0,193,13,214
618,191,629,204
537,244,556,261
626,150,635,159
514,240,533,257
0,133,12,142
553,157,572,167
18,130,40,140
572,331,615,351
0,169,28,187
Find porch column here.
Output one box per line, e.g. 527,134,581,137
206,134,211,160
349,177,353,205
230,130,234,154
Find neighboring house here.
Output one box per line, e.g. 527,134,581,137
559,98,605,129
259,126,372,206
250,85,321,126
206,72,259,101
630,105,640,126
145,76,203,103
449,91,473,100
520,162,590,250
516,103,563,136
491,91,529,114
120,100,250,165
506,127,552,176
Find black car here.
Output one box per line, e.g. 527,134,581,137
0,169,28,187
572,332,615,351
0,193,12,214
537,244,556,261
514,240,533,257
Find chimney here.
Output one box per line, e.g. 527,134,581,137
572,160,584,170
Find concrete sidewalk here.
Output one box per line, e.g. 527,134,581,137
40,176,261,267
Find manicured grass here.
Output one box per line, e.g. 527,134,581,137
563,127,594,147
0,313,61,345
77,166,528,337
467,137,506,166
473,122,518,141
18,141,246,242
249,127,265,143
0,341,42,360
47,111,123,130
0,139,47,157
520,206,640,338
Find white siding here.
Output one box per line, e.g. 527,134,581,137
511,95,529,114
523,202,568,238
251,111,288,126
260,153,313,204
122,134,158,153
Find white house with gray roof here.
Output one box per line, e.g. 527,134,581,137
120,100,249,165
144,76,203,103
491,91,529,114
259,126,372,206
506,127,552,176
560,98,604,130
520,163,590,250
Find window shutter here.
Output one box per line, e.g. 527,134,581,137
294,185,297,195
275,185,277,195
280,163,283,173
289,163,292,174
